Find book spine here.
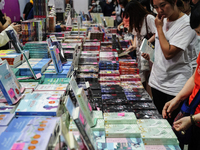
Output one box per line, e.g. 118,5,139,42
76,95,94,127
0,81,12,105
74,119,95,150
15,111,57,116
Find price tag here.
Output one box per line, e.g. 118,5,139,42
56,48,60,54
107,71,111,73
118,113,125,117
11,143,25,150
8,88,15,99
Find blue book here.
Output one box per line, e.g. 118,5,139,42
0,113,15,126
49,46,63,73
15,98,60,116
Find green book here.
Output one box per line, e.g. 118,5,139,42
93,111,103,119
42,78,71,84
140,127,179,145
105,124,141,138
137,119,171,129
17,75,45,84
104,112,137,124
91,119,105,131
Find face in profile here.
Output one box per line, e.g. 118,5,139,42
195,24,200,36
153,0,175,18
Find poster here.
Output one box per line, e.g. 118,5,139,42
0,0,20,22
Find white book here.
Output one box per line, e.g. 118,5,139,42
140,38,155,63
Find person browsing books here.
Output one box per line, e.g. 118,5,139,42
0,23,19,47
125,0,156,95
142,0,198,127
162,3,200,149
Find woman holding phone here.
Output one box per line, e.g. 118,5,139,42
142,0,198,126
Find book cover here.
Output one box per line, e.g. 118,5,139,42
0,102,17,114
104,112,137,124
0,60,22,105
49,46,63,73
20,82,39,90
105,124,141,138
73,107,96,150
91,119,104,131
76,88,95,127
35,84,68,91
93,131,106,143
98,138,145,150
0,114,15,126
15,99,60,116
139,38,155,63
140,128,178,145
145,145,181,150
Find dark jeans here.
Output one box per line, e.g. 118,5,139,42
151,87,182,126
188,125,200,150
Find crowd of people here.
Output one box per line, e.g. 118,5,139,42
1,0,200,149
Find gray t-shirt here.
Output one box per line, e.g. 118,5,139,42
149,14,198,96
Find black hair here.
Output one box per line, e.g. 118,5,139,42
190,2,200,29
139,0,152,12
150,0,176,7
119,0,129,7
125,0,149,33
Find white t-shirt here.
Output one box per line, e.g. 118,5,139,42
149,14,198,96
0,26,16,47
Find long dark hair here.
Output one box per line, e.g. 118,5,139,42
125,0,149,33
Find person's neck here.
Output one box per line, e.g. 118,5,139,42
185,7,191,15
168,7,184,22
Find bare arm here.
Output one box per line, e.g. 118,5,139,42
163,68,196,118
155,15,182,60
148,34,155,43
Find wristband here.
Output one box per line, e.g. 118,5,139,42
190,115,198,125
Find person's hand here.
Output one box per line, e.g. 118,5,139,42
117,25,120,31
155,13,165,29
141,53,150,61
60,25,66,31
11,23,21,34
173,116,192,132
4,13,12,24
125,46,136,53
162,97,181,119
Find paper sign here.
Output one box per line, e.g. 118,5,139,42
8,89,15,99
11,143,25,150
118,113,125,117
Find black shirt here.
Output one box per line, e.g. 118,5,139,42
23,2,33,20
0,10,9,50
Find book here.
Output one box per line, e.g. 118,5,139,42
73,107,96,150
139,38,155,63
35,84,68,91
0,114,15,126
91,119,105,131
76,88,96,127
137,119,171,129
20,82,39,90
105,124,141,138
104,112,137,124
6,30,39,79
140,128,178,145
49,45,63,73
98,138,145,150
15,94,61,116
0,102,18,114
0,60,22,105
145,145,181,150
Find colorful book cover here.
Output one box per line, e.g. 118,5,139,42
0,60,22,105
93,111,103,119
140,128,178,145
93,131,106,143
104,112,137,124
0,114,15,126
33,90,65,96
105,124,141,138
15,99,60,116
